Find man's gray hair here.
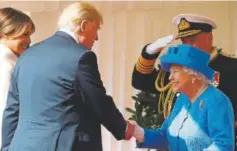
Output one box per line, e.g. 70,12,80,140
58,2,103,31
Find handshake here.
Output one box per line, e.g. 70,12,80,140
123,35,175,142
124,121,144,143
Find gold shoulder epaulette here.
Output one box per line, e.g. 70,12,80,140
220,51,237,59
210,46,221,62
211,46,237,59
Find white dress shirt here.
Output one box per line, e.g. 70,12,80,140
59,28,79,43
0,43,18,147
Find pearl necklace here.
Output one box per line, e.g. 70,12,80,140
190,83,209,103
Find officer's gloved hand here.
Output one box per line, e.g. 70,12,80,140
146,35,174,55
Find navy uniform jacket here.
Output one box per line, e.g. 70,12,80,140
1,31,127,151
132,45,237,119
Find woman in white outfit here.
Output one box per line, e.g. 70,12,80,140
0,7,35,146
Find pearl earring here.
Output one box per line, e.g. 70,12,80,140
192,78,196,83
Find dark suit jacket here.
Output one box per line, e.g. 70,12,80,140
1,31,127,151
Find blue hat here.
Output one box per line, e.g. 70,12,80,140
160,44,214,80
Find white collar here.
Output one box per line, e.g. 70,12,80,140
59,28,79,43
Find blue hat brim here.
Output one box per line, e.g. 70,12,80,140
160,54,214,80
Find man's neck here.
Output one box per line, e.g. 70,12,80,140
59,28,79,43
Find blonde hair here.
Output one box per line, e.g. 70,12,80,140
0,7,35,39
58,2,103,31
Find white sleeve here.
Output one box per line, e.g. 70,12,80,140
0,60,14,146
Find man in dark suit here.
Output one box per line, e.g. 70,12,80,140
1,2,134,151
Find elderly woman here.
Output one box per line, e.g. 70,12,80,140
0,7,35,146
132,44,234,151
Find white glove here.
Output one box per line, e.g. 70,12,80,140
133,124,145,143
146,35,174,55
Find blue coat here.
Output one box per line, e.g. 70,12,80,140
1,31,127,151
137,85,234,151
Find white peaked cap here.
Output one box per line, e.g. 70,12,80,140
172,14,217,29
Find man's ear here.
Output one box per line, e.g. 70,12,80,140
79,20,89,32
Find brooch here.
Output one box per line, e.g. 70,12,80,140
199,100,204,109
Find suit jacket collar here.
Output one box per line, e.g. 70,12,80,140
59,28,79,43
55,31,77,43
54,31,89,50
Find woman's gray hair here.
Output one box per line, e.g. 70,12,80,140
182,66,210,84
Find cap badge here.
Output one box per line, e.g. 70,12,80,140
178,18,191,31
